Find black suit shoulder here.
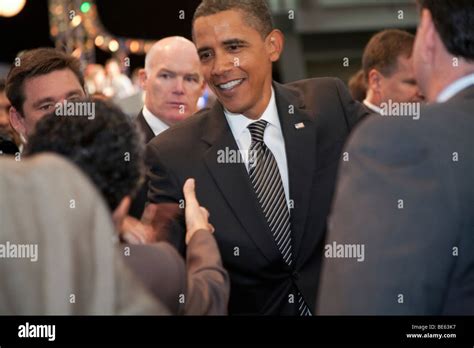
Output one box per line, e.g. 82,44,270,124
146,107,211,158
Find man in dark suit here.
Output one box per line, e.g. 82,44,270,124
317,0,474,315
130,36,206,217
146,0,369,315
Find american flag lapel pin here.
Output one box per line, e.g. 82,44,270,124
294,122,305,130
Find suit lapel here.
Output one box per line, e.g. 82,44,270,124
202,102,283,263
273,82,317,261
136,110,156,143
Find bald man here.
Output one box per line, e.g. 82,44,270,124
131,37,205,218
135,36,205,143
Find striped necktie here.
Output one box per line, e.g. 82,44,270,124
248,120,312,316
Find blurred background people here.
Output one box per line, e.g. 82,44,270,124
0,78,20,154
317,0,474,315
84,63,109,97
362,29,424,113
131,67,144,93
0,153,169,315
105,58,135,99
25,99,230,315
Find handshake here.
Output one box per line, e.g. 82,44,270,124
120,178,215,245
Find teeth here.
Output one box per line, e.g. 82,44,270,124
219,79,243,90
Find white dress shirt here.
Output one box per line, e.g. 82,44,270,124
224,88,290,204
437,73,474,103
142,105,169,136
363,99,383,114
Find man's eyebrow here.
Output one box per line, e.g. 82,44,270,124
157,68,176,75
197,38,248,54
222,38,247,46
32,97,56,108
31,89,84,108
185,73,201,80
65,89,84,98
197,46,211,55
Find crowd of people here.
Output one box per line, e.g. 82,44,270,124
0,0,473,316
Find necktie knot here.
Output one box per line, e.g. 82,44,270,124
248,120,268,144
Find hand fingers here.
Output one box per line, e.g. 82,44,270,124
183,178,199,207
141,203,158,225
200,206,210,219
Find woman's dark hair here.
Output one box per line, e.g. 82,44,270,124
26,98,144,211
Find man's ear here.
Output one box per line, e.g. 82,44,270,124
368,69,382,93
138,68,148,90
266,29,284,63
9,106,26,140
112,196,131,230
418,8,436,64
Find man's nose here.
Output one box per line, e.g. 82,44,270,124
173,77,185,95
211,52,232,78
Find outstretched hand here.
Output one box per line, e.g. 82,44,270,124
183,178,215,245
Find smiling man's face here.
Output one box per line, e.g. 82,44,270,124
194,9,282,119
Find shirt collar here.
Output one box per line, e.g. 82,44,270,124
437,73,474,103
142,105,169,136
363,99,383,114
224,87,280,139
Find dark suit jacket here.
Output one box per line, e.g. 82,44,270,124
317,85,474,315
146,78,369,315
135,110,156,144
129,110,156,218
121,229,230,315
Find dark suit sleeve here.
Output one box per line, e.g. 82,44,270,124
145,141,186,254
316,116,458,315
184,229,230,315
334,78,371,131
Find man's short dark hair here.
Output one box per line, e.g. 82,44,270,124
417,0,474,61
193,0,274,38
0,78,5,93
25,99,144,211
362,29,415,82
5,48,85,115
